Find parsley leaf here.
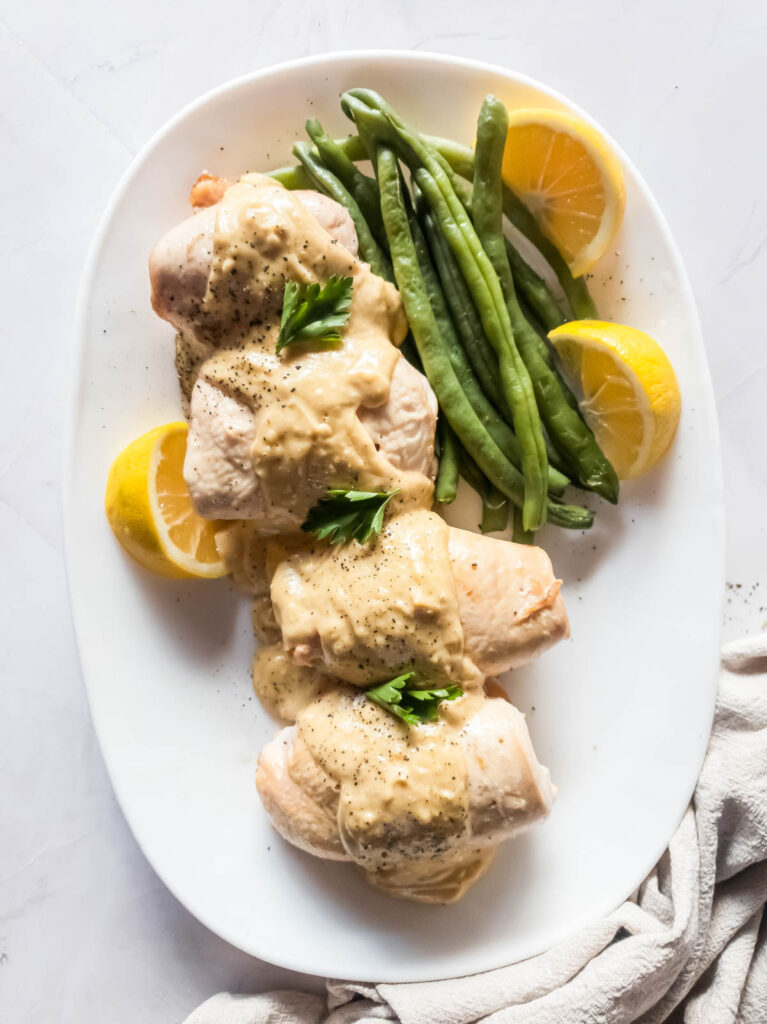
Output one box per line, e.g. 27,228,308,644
301,488,399,546
366,672,463,727
276,275,353,354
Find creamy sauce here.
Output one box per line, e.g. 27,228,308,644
296,685,491,898
216,523,278,642
267,508,481,688
253,643,331,723
368,846,496,903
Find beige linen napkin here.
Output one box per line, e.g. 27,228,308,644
184,636,767,1024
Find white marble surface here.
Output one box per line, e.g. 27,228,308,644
1,1,766,1020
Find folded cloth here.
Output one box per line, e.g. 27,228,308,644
184,637,767,1024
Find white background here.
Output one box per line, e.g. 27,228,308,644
1,1,766,1021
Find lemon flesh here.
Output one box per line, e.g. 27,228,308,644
548,320,681,480
502,108,626,278
105,422,228,579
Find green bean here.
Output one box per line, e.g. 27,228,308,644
345,90,549,532
456,445,486,495
504,239,566,331
501,190,598,321
472,96,619,503
304,119,389,249
516,292,546,340
512,505,535,545
423,158,571,332
267,164,311,189
435,420,459,505
516,299,580,422
547,496,593,530
270,135,365,181
480,487,509,533
424,134,598,320
340,131,469,203
409,194,569,497
517,299,582,444
456,449,509,533
375,142,523,502
374,141,592,531
410,208,518,462
452,432,511,533
335,135,369,161
421,187,575,473
291,141,393,282
419,202,506,415
411,189,548,525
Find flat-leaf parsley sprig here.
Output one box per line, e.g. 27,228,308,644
301,489,399,546
365,672,463,727
276,274,354,354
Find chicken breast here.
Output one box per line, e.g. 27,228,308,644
269,508,476,686
149,188,358,340
256,688,554,903
357,357,438,479
291,189,359,255
184,351,437,521
266,522,569,685
448,528,570,675
149,180,438,528
256,726,346,861
149,203,217,340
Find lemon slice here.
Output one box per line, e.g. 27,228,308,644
548,320,681,480
105,422,228,579
502,108,626,277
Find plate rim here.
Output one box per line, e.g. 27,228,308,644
64,48,726,982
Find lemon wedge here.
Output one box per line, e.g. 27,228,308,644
548,320,681,480
105,422,228,579
502,108,626,277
